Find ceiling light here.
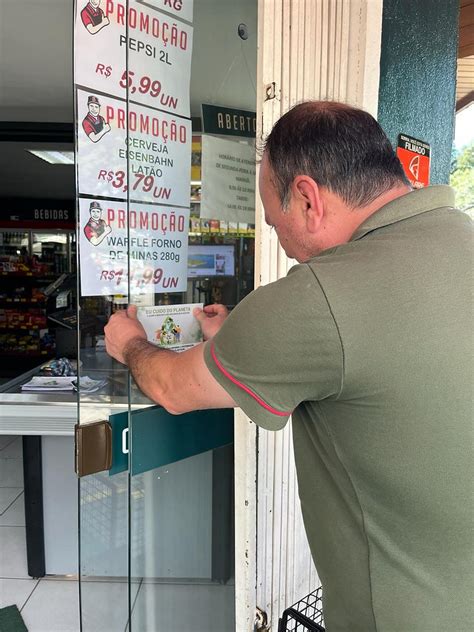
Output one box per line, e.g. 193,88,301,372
27,150,75,165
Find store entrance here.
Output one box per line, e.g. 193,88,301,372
75,0,257,630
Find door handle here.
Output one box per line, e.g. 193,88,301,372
75,420,112,477
122,427,129,454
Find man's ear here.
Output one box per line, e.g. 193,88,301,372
292,176,324,233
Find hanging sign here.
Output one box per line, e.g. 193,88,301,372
77,89,191,206
75,0,194,297
202,104,256,138
74,0,193,118
79,198,189,296
396,134,431,189
139,0,194,24
201,135,255,223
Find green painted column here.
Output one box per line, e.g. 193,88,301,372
378,0,459,184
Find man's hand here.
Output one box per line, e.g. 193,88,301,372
193,304,228,341
104,305,147,364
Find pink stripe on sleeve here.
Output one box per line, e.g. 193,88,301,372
210,342,291,417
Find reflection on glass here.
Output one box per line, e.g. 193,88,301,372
130,448,235,631
80,471,131,632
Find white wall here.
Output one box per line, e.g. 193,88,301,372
235,1,384,629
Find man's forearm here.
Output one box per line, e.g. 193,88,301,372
123,337,176,405
105,309,236,413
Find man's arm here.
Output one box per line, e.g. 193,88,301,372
104,306,236,414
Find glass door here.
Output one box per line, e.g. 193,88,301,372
75,0,257,629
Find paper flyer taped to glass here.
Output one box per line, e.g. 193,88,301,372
138,303,203,351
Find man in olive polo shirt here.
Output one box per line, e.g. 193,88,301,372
105,102,473,631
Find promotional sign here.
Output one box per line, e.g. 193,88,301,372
79,198,189,296
396,134,431,188
202,104,256,138
201,135,255,223
75,0,193,297
77,88,191,206
139,0,194,23
74,0,193,118
138,303,203,351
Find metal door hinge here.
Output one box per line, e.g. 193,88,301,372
254,606,270,631
75,420,112,477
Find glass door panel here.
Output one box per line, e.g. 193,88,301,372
77,0,256,629
130,446,235,631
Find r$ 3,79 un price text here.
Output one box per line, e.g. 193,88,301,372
97,170,172,201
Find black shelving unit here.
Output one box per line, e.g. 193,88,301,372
278,587,325,632
0,229,75,377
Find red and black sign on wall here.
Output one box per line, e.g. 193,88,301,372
0,199,75,229
396,134,431,189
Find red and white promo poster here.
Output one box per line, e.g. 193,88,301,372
74,0,193,118
396,134,431,189
75,0,193,296
79,198,189,296
77,88,191,206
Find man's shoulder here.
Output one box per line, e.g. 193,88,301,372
265,262,322,296
235,263,333,321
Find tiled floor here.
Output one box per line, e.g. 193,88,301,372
0,436,235,631
0,436,80,631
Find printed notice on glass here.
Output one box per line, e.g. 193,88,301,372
77,89,191,206
138,303,202,352
201,135,256,224
74,0,193,118
79,198,189,296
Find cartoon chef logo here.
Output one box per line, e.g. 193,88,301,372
82,95,111,143
84,201,112,246
81,0,110,34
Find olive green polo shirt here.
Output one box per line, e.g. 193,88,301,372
204,186,473,631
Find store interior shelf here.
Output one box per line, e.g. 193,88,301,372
0,298,46,304
0,272,57,279
0,325,45,331
0,350,53,358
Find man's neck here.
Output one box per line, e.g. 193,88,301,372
357,185,413,222
321,184,412,250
